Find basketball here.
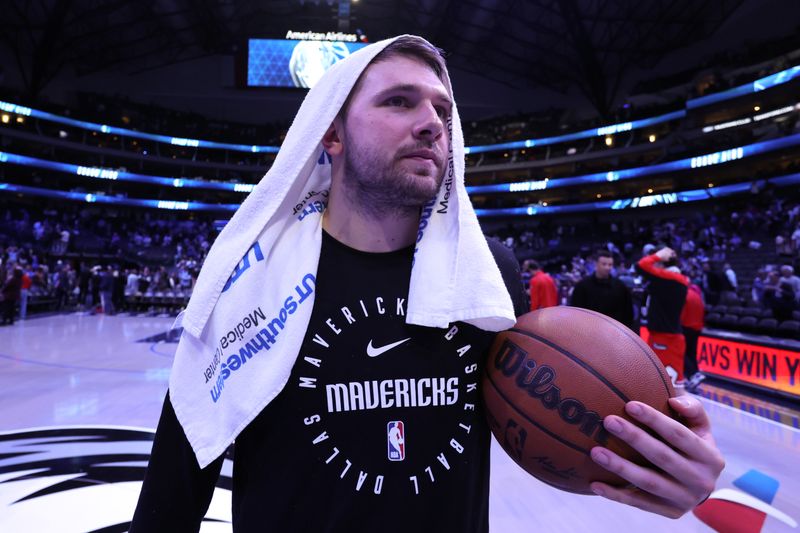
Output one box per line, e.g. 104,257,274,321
483,306,676,494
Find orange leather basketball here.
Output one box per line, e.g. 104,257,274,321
483,306,675,494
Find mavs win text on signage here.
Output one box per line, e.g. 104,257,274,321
697,335,800,399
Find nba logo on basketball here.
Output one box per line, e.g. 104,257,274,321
387,421,405,461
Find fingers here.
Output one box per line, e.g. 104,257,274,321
590,445,694,509
668,395,713,438
590,482,685,520
592,416,696,488
590,399,725,517
624,401,719,466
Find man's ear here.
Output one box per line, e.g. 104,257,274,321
322,118,344,156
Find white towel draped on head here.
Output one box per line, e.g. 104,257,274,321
168,35,515,468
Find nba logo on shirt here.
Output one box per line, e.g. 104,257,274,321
387,421,405,461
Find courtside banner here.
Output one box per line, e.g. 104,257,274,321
697,334,800,399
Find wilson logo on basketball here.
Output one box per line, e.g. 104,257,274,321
482,307,675,495
492,338,609,446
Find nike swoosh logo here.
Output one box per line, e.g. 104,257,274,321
367,337,411,357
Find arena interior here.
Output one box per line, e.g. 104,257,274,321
0,1,799,532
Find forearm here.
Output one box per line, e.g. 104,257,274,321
130,393,223,533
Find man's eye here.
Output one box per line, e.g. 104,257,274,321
386,96,407,107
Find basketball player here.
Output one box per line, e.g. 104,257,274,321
131,37,723,532
637,247,689,385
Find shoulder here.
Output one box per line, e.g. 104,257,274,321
611,276,628,288
485,237,519,281
485,237,527,316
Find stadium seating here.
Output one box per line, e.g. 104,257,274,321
756,318,779,337
777,320,800,340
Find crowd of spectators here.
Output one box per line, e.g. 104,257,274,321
492,191,800,337
2,190,799,340
0,201,212,319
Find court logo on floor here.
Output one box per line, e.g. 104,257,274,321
693,469,797,532
0,426,232,531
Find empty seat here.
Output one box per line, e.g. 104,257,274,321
777,320,800,340
729,306,745,316
712,305,728,314
719,314,739,329
705,313,722,326
740,307,761,317
737,316,758,332
756,318,778,336
793,310,800,321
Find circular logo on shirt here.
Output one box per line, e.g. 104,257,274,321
292,294,485,497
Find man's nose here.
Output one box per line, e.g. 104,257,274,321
412,101,444,140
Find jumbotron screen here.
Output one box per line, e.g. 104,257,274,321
247,39,368,88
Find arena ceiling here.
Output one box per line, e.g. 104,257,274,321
1,0,796,118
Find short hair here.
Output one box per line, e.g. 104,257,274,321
528,260,541,271
340,36,447,120
596,250,613,260
371,36,446,79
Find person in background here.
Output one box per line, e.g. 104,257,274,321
719,262,738,305
637,247,690,386
751,269,767,305
701,260,724,306
570,250,633,329
1,267,23,325
681,283,706,392
19,267,31,320
780,265,800,304
98,265,116,315
764,271,796,322
526,259,558,311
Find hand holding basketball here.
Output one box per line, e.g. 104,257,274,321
589,393,725,518
482,306,725,519
483,307,677,494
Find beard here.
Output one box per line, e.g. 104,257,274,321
342,131,446,219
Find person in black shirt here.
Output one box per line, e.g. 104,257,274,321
637,247,690,385
570,250,633,329
131,36,723,532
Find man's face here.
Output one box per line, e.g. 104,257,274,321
595,256,613,279
338,55,451,211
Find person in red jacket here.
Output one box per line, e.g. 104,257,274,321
681,283,706,391
1,267,23,325
636,247,689,386
526,259,558,311
19,269,32,320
